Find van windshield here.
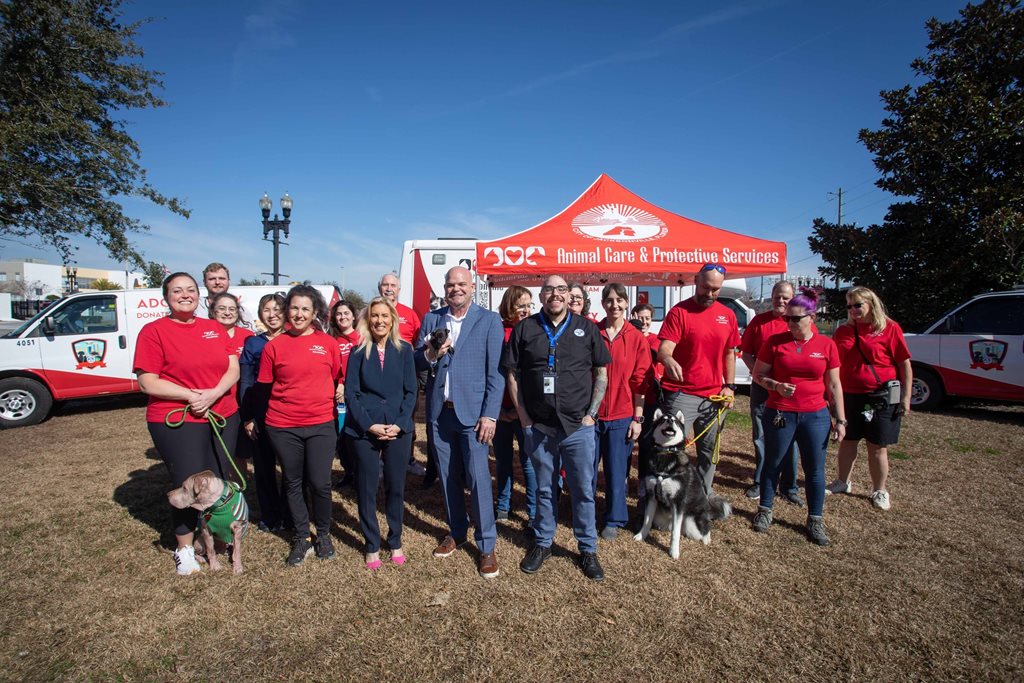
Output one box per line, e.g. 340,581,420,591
2,298,64,338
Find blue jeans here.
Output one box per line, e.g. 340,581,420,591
592,417,634,529
432,406,497,553
761,407,831,516
493,418,538,521
525,423,597,553
750,384,799,494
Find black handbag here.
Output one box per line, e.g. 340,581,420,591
854,325,902,407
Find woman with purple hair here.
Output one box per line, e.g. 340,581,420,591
751,288,847,546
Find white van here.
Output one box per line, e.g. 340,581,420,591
0,285,338,428
905,288,1024,408
397,238,755,384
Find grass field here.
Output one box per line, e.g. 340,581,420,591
0,394,1021,682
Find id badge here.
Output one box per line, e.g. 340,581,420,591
543,373,556,395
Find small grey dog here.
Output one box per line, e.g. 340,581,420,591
634,408,731,559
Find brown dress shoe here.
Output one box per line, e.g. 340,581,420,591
432,534,464,558
478,549,499,579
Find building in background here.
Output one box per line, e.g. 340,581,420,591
0,258,145,300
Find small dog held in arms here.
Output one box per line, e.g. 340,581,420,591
634,408,731,559
167,470,249,574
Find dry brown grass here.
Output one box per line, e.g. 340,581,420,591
0,395,1022,682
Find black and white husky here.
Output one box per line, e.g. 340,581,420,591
633,408,732,559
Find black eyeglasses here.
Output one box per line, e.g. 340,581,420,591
540,285,569,294
846,302,865,310
783,314,810,323
700,263,727,274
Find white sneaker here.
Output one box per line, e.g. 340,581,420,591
825,479,852,495
870,489,891,510
407,460,427,476
173,545,201,576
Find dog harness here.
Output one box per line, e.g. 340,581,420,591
202,481,249,543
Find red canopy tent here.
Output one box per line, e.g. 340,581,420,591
475,174,787,286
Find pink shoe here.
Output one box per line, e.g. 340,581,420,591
365,558,382,570
391,552,407,566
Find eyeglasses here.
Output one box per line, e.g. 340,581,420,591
213,306,238,313
700,264,727,274
783,314,810,323
846,302,865,310
540,285,569,294
568,295,585,303
513,303,532,311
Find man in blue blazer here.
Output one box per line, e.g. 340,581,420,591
416,266,505,579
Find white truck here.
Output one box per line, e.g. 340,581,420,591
904,287,1024,408
0,285,338,428
397,238,755,383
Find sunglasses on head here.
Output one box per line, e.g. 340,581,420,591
846,302,865,310
783,314,810,323
700,263,727,274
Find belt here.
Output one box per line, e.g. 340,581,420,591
443,400,455,409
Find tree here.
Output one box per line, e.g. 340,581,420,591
142,261,168,288
90,277,121,291
809,0,1023,330
339,288,367,313
0,0,188,268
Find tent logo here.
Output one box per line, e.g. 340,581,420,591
483,246,546,267
572,204,667,242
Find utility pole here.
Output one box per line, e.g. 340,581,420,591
827,187,843,289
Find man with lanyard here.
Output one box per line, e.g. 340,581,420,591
378,272,428,478
657,263,740,493
417,266,505,578
505,275,611,581
740,280,805,506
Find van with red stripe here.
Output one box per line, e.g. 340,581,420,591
905,288,1024,408
0,285,339,428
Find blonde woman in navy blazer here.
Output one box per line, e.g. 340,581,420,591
344,297,418,570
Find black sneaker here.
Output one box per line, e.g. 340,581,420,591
807,517,830,546
782,491,806,508
496,509,510,521
579,552,604,581
315,535,336,560
744,483,761,500
286,537,314,566
519,545,551,574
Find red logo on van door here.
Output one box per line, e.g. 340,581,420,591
969,339,1007,371
73,339,108,369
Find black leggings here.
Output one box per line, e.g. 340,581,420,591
148,413,240,536
251,422,290,528
267,421,336,538
348,432,412,553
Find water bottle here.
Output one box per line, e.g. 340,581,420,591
337,402,346,431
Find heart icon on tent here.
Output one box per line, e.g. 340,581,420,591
504,247,524,266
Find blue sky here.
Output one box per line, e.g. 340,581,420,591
6,0,967,295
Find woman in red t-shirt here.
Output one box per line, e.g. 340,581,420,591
133,272,240,576
329,299,362,488
494,286,537,522
752,288,847,546
258,285,343,566
828,286,912,511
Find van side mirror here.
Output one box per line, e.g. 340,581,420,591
41,316,55,336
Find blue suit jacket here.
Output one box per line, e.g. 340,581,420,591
344,340,417,439
416,303,505,426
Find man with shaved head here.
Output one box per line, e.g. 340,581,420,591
417,266,505,579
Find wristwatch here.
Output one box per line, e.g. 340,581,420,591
632,415,645,424
588,410,600,421
836,419,848,426
723,383,737,391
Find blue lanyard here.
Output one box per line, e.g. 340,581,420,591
538,312,571,371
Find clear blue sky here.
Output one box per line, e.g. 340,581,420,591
6,0,967,295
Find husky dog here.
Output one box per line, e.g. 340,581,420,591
633,408,731,559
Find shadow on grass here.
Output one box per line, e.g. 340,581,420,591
931,402,1024,426
53,392,148,417
112,462,176,549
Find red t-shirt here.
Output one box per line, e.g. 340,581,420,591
227,327,254,358
758,332,839,412
597,319,652,420
334,329,362,384
657,299,741,397
133,316,239,423
258,329,342,427
395,302,421,345
833,321,911,394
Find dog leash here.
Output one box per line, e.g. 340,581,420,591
683,394,731,465
164,407,247,491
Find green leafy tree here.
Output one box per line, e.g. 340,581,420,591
89,277,121,291
142,260,167,288
809,0,1023,330
0,0,188,268
339,288,367,313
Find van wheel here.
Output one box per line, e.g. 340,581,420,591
0,378,53,428
910,366,944,410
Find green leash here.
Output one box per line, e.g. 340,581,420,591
164,407,247,491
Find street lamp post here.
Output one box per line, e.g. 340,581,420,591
64,265,78,294
260,191,293,285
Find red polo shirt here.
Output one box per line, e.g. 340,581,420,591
833,321,911,394
658,299,740,397
227,327,254,358
597,319,652,421
758,332,839,412
395,302,421,345
258,329,342,427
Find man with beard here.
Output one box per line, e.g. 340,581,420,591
657,264,740,493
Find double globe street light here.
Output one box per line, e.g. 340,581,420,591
260,191,293,285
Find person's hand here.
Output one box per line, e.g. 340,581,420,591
581,414,597,427
188,388,219,417
719,387,735,407
627,420,642,441
832,423,846,442
775,382,797,398
369,423,394,440
244,420,259,440
475,418,496,444
662,357,683,383
335,385,345,403
899,399,911,417
426,335,454,362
